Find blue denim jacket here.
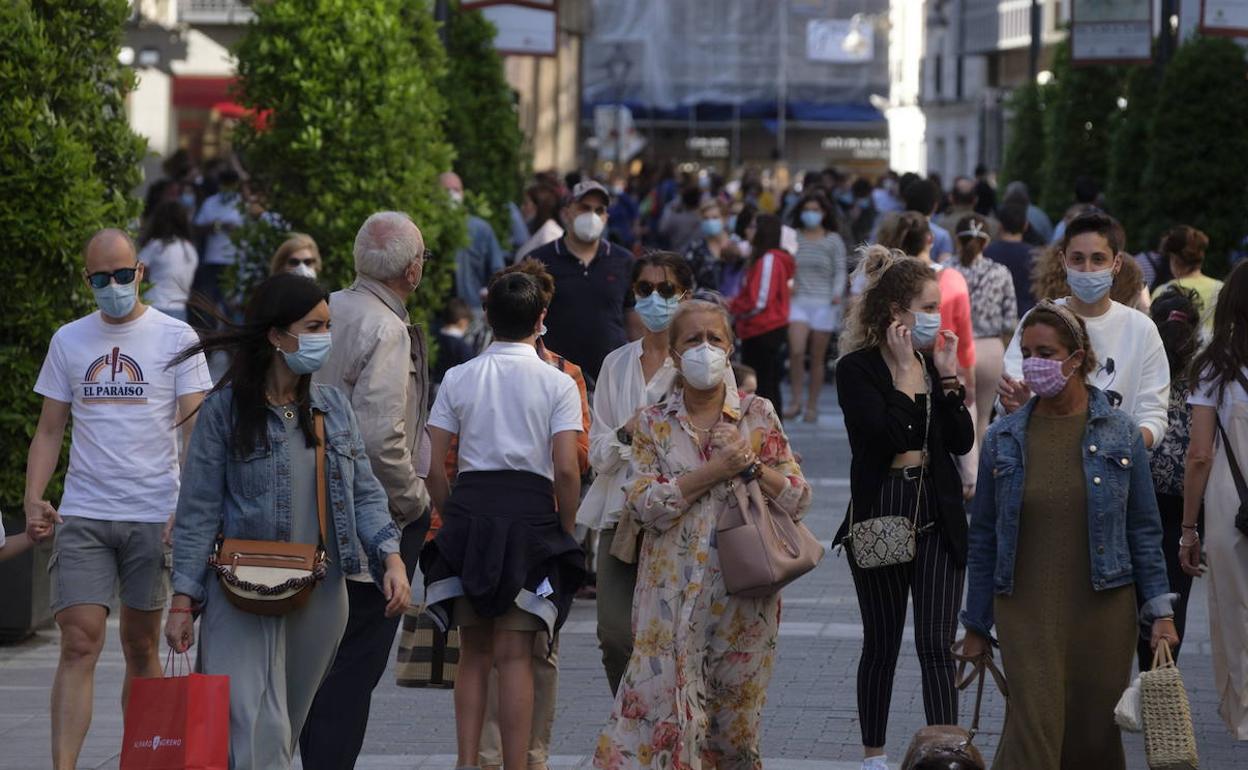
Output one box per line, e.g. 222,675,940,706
961,387,1174,640
172,384,400,604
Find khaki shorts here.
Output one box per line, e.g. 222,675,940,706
49,516,168,615
453,597,543,631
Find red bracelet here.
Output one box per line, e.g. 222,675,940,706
168,607,194,614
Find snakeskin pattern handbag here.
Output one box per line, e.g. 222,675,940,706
844,371,931,570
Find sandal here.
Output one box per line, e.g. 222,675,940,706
782,403,803,420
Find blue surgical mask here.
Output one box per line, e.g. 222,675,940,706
280,331,332,375
910,311,943,348
635,292,682,333
800,210,824,230
700,218,724,238
728,215,738,233
93,281,137,319
1066,266,1114,304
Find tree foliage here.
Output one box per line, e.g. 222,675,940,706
441,1,526,242
1038,40,1123,219
998,82,1047,196
1140,36,1248,278
0,0,145,507
1105,65,1161,253
231,0,463,328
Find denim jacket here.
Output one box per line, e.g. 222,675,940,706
961,387,1174,640
172,384,400,604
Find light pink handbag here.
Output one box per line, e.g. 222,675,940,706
716,398,823,597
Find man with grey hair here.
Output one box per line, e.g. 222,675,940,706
301,211,431,769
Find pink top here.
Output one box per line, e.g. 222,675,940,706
937,267,976,369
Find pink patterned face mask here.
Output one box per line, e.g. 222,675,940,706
1022,353,1079,398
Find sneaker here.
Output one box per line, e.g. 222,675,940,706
861,756,889,770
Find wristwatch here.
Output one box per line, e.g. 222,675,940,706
616,427,633,446
739,460,764,482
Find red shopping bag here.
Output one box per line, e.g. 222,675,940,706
120,653,229,770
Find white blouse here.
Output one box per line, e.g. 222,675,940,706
578,339,678,530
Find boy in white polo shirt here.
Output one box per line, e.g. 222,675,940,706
24,229,211,770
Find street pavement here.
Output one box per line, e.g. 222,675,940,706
1,386,1246,768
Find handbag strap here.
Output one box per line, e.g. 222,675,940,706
1151,638,1176,671
314,411,328,550
952,641,1009,737
1212,369,1248,506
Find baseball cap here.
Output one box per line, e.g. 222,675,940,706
569,180,612,206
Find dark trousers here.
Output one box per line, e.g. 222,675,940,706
1137,492,1202,671
741,326,787,416
299,518,428,769
848,475,965,748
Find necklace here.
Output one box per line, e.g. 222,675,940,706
266,392,297,420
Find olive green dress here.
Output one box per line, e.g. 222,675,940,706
993,411,1137,770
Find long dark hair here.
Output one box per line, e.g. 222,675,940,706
749,214,782,263
141,199,192,246
789,191,838,233
1150,285,1201,389
1190,259,1248,401
171,274,329,456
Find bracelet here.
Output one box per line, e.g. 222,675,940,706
1179,533,1200,547
940,375,960,383
168,607,194,614
1181,524,1198,530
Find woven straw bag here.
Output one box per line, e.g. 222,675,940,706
1140,640,1199,770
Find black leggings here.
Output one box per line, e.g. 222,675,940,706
741,326,787,416
1136,492,1203,671
849,474,965,748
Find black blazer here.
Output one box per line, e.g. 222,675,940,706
834,347,975,565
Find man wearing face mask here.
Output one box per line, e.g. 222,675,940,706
682,199,732,292
999,212,1169,448
25,229,212,770
440,171,506,316
531,180,640,382
300,212,432,769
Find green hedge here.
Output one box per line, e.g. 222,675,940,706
443,1,526,243
231,0,464,330
1038,40,1123,219
0,0,144,509
999,82,1047,197
1105,65,1161,253
1140,36,1248,278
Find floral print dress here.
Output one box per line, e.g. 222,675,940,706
594,388,811,770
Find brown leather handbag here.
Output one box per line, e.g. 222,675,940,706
210,412,328,616
900,642,1009,770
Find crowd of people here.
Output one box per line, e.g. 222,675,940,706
14,155,1248,770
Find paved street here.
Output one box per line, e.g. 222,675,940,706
1,387,1246,769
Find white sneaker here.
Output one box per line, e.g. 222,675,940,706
861,757,889,770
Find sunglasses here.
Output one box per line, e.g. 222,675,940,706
286,257,316,267
634,280,682,299
86,266,139,289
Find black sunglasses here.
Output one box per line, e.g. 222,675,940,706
286,257,317,267
634,280,682,299
86,266,139,289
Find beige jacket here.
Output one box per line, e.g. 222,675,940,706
316,276,429,530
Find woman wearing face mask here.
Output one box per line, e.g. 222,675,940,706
728,214,796,417
683,199,732,292
961,301,1177,769
165,274,410,770
834,246,973,770
578,252,693,694
268,234,322,280
1000,212,1169,451
785,191,848,422
594,300,810,770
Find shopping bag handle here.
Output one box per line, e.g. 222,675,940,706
164,648,193,678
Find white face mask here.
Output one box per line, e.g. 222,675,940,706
680,342,729,390
573,211,605,242
291,262,317,280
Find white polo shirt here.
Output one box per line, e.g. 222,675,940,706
428,341,582,481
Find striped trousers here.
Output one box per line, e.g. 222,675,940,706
848,473,965,748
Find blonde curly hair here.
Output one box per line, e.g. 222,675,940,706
840,244,938,355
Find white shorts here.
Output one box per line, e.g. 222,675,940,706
788,299,840,333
